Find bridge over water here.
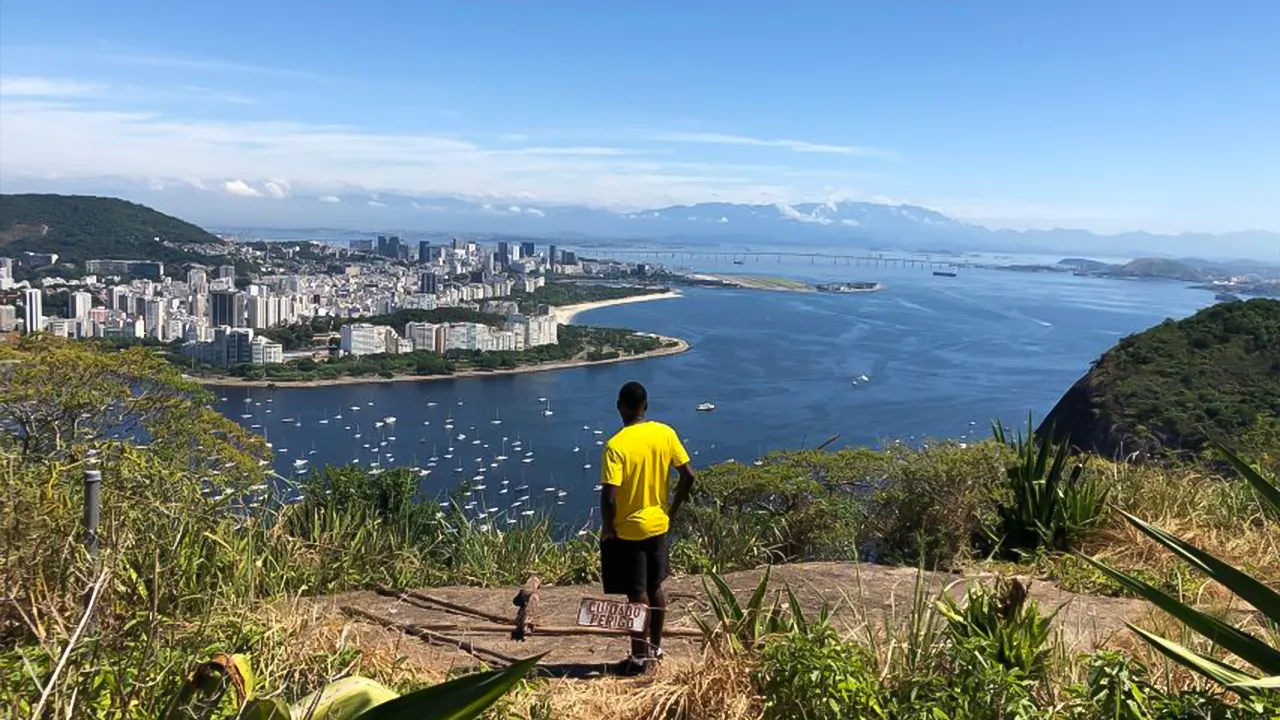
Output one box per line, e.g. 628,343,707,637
581,249,967,270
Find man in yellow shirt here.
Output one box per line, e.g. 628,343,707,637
600,381,696,674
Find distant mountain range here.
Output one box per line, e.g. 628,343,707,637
2,180,1277,261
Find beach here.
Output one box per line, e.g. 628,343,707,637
193,334,690,388
193,291,688,388
551,289,682,324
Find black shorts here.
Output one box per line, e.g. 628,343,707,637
601,533,671,597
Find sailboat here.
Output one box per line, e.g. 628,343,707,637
542,399,553,417
491,407,502,426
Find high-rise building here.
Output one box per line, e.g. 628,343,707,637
69,291,93,320
212,327,254,367
143,298,167,340
190,293,208,320
418,240,431,263
350,238,374,253
250,336,284,365
187,267,207,288
496,241,510,266
340,323,385,357
520,241,536,259
21,288,43,335
247,296,269,329
419,272,439,295
549,245,558,267
215,265,236,280
376,235,403,258
210,290,245,328
404,321,440,352
0,305,17,332
108,286,130,311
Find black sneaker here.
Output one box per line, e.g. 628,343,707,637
611,655,649,677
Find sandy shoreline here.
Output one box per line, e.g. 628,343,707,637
193,334,690,388
551,289,682,324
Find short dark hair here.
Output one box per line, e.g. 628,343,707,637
617,381,647,413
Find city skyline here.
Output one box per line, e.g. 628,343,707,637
1,2,1277,238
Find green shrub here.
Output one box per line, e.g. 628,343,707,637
865,441,1008,568
1075,651,1158,720
756,623,884,720
672,451,864,572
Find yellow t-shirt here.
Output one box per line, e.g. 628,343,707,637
600,421,690,541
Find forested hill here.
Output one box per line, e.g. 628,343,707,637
0,194,222,263
1040,298,1280,458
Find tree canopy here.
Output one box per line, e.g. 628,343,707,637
0,335,265,473
1040,298,1280,457
0,193,224,265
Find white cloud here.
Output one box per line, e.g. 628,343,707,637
221,179,261,197
526,207,546,217
0,77,910,213
508,146,638,156
0,77,105,97
317,195,341,203
775,203,832,224
262,180,289,198
507,205,524,214
102,51,324,81
655,131,896,159
367,200,386,208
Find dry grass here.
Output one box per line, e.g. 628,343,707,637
1078,460,1280,597
537,649,762,720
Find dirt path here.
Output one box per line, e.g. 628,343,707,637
312,562,1143,677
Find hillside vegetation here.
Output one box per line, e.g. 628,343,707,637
3,336,1277,718
1041,298,1280,457
0,193,222,264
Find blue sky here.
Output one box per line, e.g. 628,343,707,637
0,1,1277,233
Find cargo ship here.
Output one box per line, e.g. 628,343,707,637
933,270,958,277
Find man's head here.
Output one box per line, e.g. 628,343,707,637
616,381,648,424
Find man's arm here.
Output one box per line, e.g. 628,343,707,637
668,463,696,519
600,484,619,540
600,444,622,540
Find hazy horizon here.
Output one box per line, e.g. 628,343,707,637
2,2,1278,241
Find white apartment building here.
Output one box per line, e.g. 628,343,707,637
404,321,440,352
143,298,167,340
524,314,558,347
250,335,284,365
340,323,385,357
69,291,93,320
0,305,16,332
383,327,413,354
21,288,42,335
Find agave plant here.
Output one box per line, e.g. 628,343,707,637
937,578,1060,677
165,652,542,720
693,567,828,652
1080,443,1279,696
992,415,1110,554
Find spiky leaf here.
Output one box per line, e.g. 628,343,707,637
1118,509,1280,626
1127,625,1259,691
1080,555,1280,675
354,655,542,720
